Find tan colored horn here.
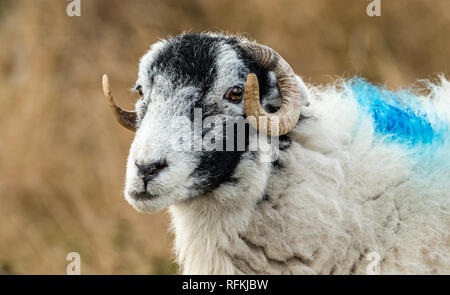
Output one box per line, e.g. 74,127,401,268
240,43,305,136
102,74,137,132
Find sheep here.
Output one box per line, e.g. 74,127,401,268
102,32,450,274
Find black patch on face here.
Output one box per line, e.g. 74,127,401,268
191,150,244,193
147,33,273,110
149,33,222,99
145,33,279,194
190,120,251,193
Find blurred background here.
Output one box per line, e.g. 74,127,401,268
0,0,449,274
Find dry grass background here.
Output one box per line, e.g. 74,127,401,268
0,0,449,274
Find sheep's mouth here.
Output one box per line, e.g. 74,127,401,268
129,191,159,201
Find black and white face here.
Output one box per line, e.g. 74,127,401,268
124,33,282,212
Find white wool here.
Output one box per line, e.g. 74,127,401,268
169,78,450,275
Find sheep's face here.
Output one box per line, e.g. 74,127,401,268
124,33,282,212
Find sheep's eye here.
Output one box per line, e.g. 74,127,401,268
224,86,243,103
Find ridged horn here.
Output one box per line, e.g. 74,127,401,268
240,43,305,136
102,74,137,132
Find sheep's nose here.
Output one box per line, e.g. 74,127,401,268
136,159,168,187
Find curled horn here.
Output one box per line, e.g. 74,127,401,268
240,43,306,136
102,74,137,132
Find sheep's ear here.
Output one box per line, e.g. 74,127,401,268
260,71,282,112
260,72,310,112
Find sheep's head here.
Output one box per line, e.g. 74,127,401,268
103,33,309,212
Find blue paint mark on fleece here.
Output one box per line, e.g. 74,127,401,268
347,78,444,146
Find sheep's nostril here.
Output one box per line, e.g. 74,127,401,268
136,159,168,186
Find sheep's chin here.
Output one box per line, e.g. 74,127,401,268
124,188,191,213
